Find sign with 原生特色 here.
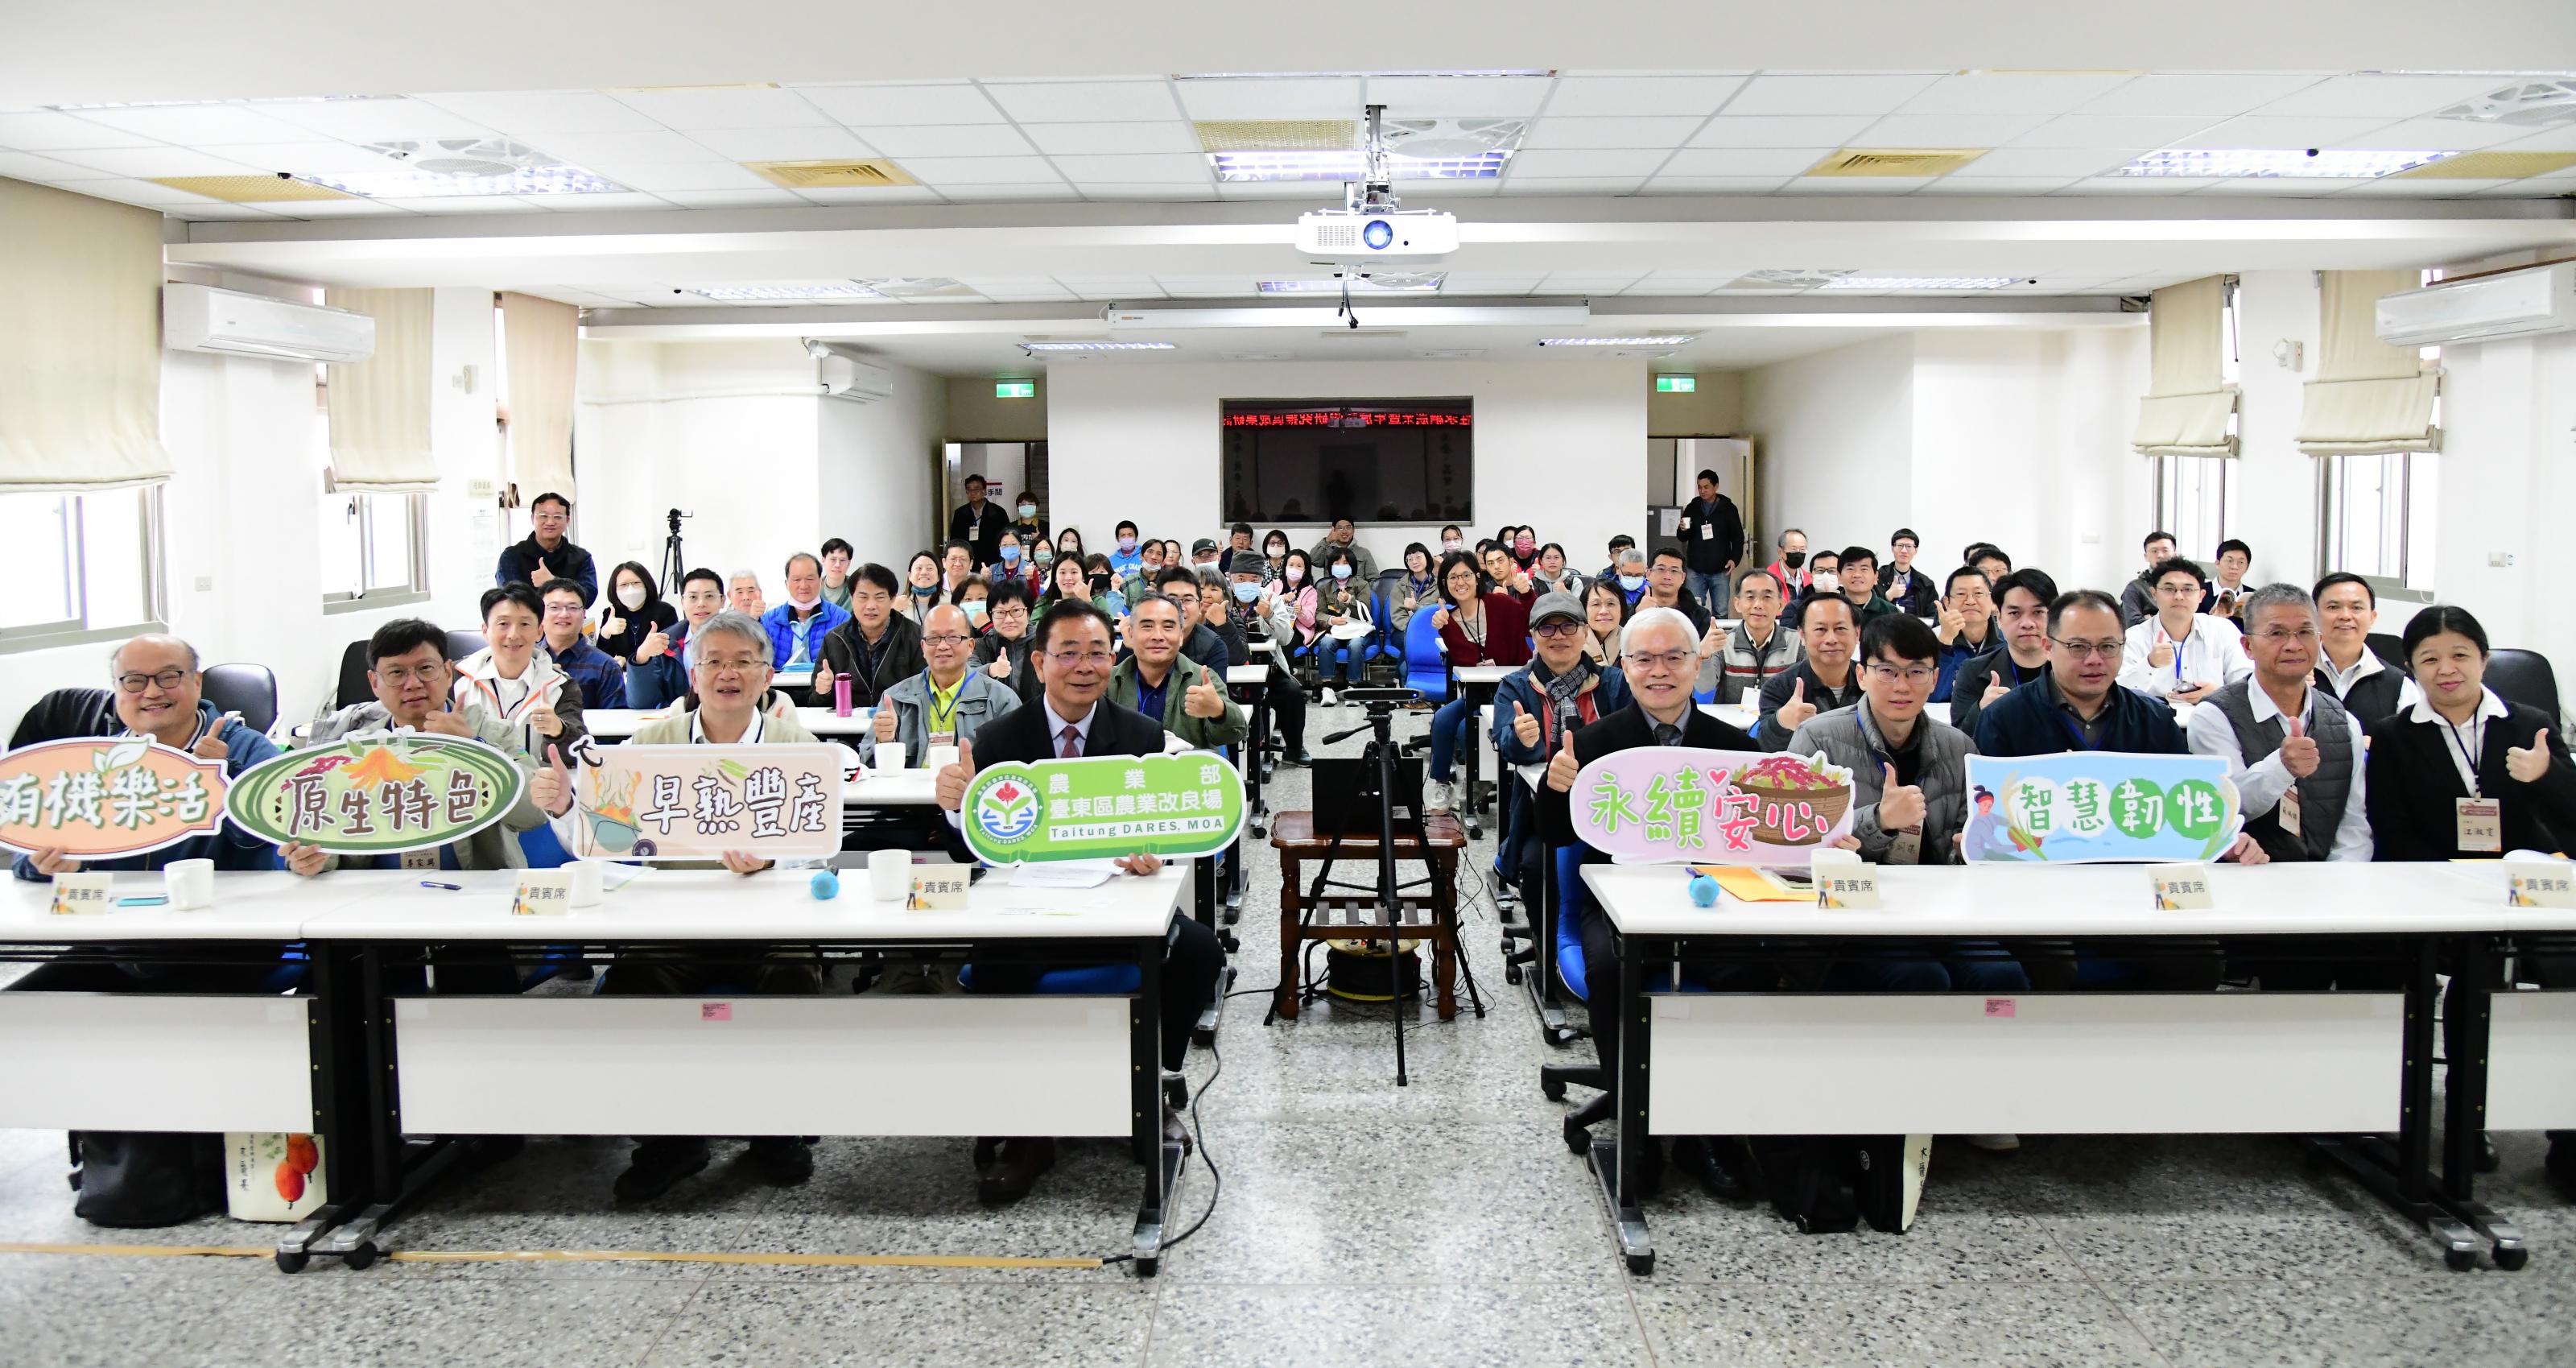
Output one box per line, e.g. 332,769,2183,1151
1960,753,2243,864
225,734,523,857
1568,748,1857,868
566,744,844,861
961,753,1245,865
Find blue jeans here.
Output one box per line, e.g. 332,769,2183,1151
1685,568,1729,608
1427,695,1476,783
1314,641,1356,684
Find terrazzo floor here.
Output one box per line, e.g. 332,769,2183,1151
2,704,2573,1366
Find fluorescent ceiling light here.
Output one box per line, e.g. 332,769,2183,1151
1109,304,1587,329
1257,274,1446,294
1210,149,1509,182
1818,276,2026,291
1022,341,1176,352
293,138,624,197
1177,69,1553,81
689,283,886,302
2115,148,2456,179
1739,269,1858,289
1537,336,1695,347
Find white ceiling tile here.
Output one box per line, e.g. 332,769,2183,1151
2494,125,2576,152
1640,176,1793,193
859,125,1036,158
793,185,945,203
2009,114,2215,149
1521,117,1707,150
1500,176,1645,195
374,195,551,213
2186,177,2354,196
48,177,204,207
1174,77,1362,122
1781,176,1937,192
1661,147,1827,176
983,81,1180,124
1023,122,1200,155
1359,75,1553,118
1854,113,2050,147
1072,183,1217,200
653,188,811,208
2332,118,2532,151
2061,176,2224,193
2334,178,2514,196
2250,75,2507,120
1046,152,1209,183
1898,73,2137,116
0,110,161,150
2171,116,2393,149
159,204,283,220
199,141,404,176
262,198,417,217
1913,176,2083,194
902,155,1067,183
528,192,678,211
1724,74,1944,117
687,126,878,161
798,83,1006,126
1688,115,1877,148
534,130,724,163
1506,148,1672,177
1948,147,2136,177
52,147,260,177
1542,76,1745,118
2072,74,2326,118
609,87,834,130
579,160,774,192
417,90,666,134
1216,180,1330,198
251,97,495,143
71,105,312,143
0,150,112,180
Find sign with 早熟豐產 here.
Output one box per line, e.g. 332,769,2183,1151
1568,748,1858,867
225,734,525,856
0,738,229,859
962,754,1245,864
567,744,844,861
1960,752,2243,864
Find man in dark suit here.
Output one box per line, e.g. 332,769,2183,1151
934,597,1224,1204
948,473,1009,568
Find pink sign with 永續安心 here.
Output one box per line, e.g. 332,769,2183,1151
1567,747,1857,868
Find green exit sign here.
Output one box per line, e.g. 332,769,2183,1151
995,380,1036,399
1654,374,1696,394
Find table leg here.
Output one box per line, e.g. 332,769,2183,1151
1273,854,1302,1021
275,941,365,1274
1131,935,1183,1277
1432,854,1458,1021
1593,928,1653,1275
2310,934,2484,1267
2437,935,2528,1269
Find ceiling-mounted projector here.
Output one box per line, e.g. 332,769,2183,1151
1294,103,1459,263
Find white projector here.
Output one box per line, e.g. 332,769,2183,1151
1295,209,1459,262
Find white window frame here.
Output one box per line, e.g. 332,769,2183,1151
316,361,431,614
0,486,169,654
2315,450,2438,605
2150,453,2238,556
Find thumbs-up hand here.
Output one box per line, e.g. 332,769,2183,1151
601,614,626,640
1698,618,1726,660
935,737,976,812
1981,669,2012,708
1431,605,1452,633
530,743,575,817
873,704,898,742
1776,676,1818,732
1545,726,1581,793
1184,676,1226,719
2279,714,2321,779
526,692,563,739
638,629,669,663
529,561,555,587
985,653,1011,680
2148,627,2174,670
193,714,239,761
811,659,836,696
1878,762,1926,833
2508,726,2555,783
1512,700,1542,750
419,694,472,738
1936,597,1966,643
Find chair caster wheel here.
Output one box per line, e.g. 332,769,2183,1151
1135,1256,1158,1277
1563,1118,1591,1154
1542,1078,1567,1101
1624,1252,1654,1275
2496,1246,2529,1271
1505,966,1522,986
2446,1246,2479,1272
275,1250,308,1274
342,1242,380,1271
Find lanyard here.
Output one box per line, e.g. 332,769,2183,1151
2056,704,2103,752
2442,713,2487,798
923,671,964,735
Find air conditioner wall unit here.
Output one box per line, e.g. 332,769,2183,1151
163,283,376,363
818,353,894,403
2376,262,2576,347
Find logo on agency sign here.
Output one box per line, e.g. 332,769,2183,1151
961,754,1246,865
972,776,1042,846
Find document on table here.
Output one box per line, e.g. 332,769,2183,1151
1001,860,1117,889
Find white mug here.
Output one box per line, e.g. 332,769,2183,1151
164,858,215,911
924,743,960,775
869,849,911,901
567,858,605,907
873,742,906,772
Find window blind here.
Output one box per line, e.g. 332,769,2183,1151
323,287,438,492
500,291,579,502
0,179,175,491
2131,275,2239,459
2297,269,2440,457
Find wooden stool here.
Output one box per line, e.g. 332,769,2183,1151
1269,810,1468,1021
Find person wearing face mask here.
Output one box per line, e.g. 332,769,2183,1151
1508,529,1541,573
901,552,947,629
1611,548,1651,611
599,561,685,709
1598,535,1637,587
1765,528,1811,596
1227,551,1311,766
1308,516,1380,582
948,473,1009,568
1261,531,1290,581
1310,548,1373,703
819,538,855,609
1274,549,1322,660
954,577,993,634
1438,525,1466,558
1024,536,1057,589
1080,552,1128,618
761,552,852,672
1009,496,1048,556
1108,519,1146,581
1120,539,1167,607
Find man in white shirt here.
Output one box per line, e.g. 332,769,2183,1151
2186,585,2372,862
2310,572,2414,726
2119,557,2249,703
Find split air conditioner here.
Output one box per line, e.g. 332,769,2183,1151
163,283,376,364
2376,262,2576,347
818,352,894,403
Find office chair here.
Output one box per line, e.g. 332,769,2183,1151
445,629,489,662
9,688,118,748
2366,632,2410,675
2485,648,2562,724
333,641,375,709
197,663,278,735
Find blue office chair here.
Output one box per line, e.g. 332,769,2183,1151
1539,858,1711,1151
1402,610,1451,701
956,963,1141,994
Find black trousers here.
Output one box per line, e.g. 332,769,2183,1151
964,914,1221,1072
1263,662,1307,751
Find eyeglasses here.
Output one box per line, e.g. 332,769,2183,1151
699,655,769,673
1624,649,1692,672
1046,650,1116,667
922,634,974,647
1865,663,1939,686
114,667,192,693
2052,638,2126,660
992,605,1029,619
373,664,444,687
2253,626,2320,643
1532,622,1583,640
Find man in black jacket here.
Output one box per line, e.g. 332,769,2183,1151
1946,568,2058,743
2312,572,2409,726
948,473,1009,568
812,564,924,708
1677,468,1744,607
935,598,1223,1204
492,491,597,607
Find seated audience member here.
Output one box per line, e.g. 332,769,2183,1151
1494,591,1632,892
2118,531,2177,628
1505,527,1540,573
990,530,1036,592
1930,565,1999,701
1260,530,1290,581
1483,543,1536,604
669,568,727,671
1228,551,1311,766
1947,568,2058,742
1390,543,1439,631
1055,527,1088,571
1837,548,1901,626
1642,548,1710,634
814,564,925,709
1154,565,1228,672
1117,539,1162,606
762,552,852,672
1765,527,1811,596
2366,605,2576,860
902,552,947,626
2203,538,2253,620
954,576,992,634
874,604,1020,767
819,537,855,608
2119,557,2250,702
1758,593,1865,750
1581,577,1629,667
1532,542,1584,601
1110,593,1248,750
568,610,828,1201
1080,553,1128,618
539,580,627,711
1597,533,1637,586
1609,547,1650,610
934,600,1224,1202
941,540,977,599
1968,544,2013,585
1009,495,1048,557
1274,549,1320,652
2313,572,2411,725
455,584,587,762
1423,551,1534,810
2186,585,2372,863
1876,528,1938,617
972,580,1042,705
1187,538,1224,576
1108,519,1146,580
1708,566,1802,704
1229,523,1258,559
599,562,683,709
1194,568,1248,667
1799,548,1842,607
492,490,597,606
727,568,767,619
1435,525,1465,557
1311,548,1373,699
1311,516,1380,581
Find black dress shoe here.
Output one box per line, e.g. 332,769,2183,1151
1673,1135,1750,1201
460,1134,524,1167
973,1136,1000,1169
977,1137,1056,1205
613,1137,711,1202
749,1136,813,1186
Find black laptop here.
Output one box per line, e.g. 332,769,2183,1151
1311,755,1427,837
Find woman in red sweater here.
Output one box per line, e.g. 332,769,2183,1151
1425,551,1530,809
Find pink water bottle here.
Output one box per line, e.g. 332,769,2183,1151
833,674,852,717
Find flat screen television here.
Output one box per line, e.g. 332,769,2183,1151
1219,398,1472,524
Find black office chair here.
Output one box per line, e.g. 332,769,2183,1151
334,641,375,710
2366,632,2410,675
198,663,277,735
9,688,118,749
2486,648,2562,724
446,629,489,662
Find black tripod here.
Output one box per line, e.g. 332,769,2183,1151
656,507,691,594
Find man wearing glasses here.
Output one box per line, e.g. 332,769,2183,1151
2185,585,2372,866
874,603,1020,768
539,581,627,710
493,490,597,608
1757,594,1866,750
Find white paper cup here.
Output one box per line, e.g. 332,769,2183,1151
1810,847,1862,878
924,744,960,775
164,858,215,911
869,849,911,901
568,858,605,907
873,742,906,772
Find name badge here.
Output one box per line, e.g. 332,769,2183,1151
2278,787,2303,841
1816,869,1881,909
1885,829,1922,866
2457,797,2503,853
49,873,115,916
2508,866,2576,908
2150,863,2214,910
510,870,573,916
400,848,441,872
927,730,956,749
1698,522,1712,541
907,866,970,911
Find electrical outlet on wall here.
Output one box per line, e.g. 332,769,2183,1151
192,576,213,593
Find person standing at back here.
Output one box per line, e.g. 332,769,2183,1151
1876,529,1938,618
1676,469,1744,609
949,473,1008,568
2119,531,2177,628
493,491,597,607
2312,572,2411,726
1947,568,2057,742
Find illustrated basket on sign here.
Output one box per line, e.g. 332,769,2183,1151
1734,752,1855,846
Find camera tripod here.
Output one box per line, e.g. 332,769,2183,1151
656,507,691,593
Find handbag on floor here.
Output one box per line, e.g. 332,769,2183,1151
68,1131,226,1229
1853,1134,1933,1234
1745,1134,1860,1234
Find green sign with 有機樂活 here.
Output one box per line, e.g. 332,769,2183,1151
960,753,1245,864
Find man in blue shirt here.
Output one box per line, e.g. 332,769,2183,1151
538,581,627,710
1107,519,1146,581
760,552,851,672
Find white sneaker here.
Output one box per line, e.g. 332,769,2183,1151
1424,780,1455,812
1963,1133,2021,1154
1320,688,1337,705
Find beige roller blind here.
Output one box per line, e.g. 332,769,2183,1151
323,287,438,492
2132,275,2240,458
500,291,578,502
0,179,175,491
2297,269,2440,457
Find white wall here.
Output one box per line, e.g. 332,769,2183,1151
1742,336,1914,566
1045,359,1645,573
817,362,946,569
1913,331,2047,578
2434,329,2576,689
2227,270,2325,586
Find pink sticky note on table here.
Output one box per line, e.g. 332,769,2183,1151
700,1002,733,1022
1984,998,2017,1018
